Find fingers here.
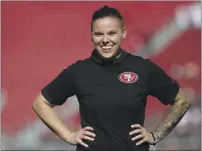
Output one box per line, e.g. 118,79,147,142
84,130,96,138
131,134,144,141
77,139,89,148
83,126,94,131
82,135,95,141
82,126,96,139
129,129,142,135
129,124,150,146
77,126,96,148
131,124,142,128
136,138,148,146
129,124,145,136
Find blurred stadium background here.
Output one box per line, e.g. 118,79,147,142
1,1,201,150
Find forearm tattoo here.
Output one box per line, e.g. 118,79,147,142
153,89,191,142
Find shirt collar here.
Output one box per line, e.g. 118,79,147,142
90,48,129,66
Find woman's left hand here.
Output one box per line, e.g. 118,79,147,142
129,124,155,146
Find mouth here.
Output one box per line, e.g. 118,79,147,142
100,45,113,52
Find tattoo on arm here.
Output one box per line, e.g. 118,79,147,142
153,88,191,142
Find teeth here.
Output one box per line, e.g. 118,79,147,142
102,46,112,50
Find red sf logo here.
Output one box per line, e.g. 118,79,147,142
118,72,139,83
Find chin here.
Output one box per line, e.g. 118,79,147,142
100,52,115,59
97,49,117,59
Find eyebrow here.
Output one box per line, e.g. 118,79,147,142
108,30,118,33
93,31,103,35
93,30,118,34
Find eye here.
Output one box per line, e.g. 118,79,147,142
109,31,116,36
94,32,103,37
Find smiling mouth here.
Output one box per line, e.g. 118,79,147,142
101,46,113,50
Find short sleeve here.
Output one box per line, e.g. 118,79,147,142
41,65,76,105
147,59,179,105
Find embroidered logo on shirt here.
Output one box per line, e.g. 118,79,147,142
118,72,139,83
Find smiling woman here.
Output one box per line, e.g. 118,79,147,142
91,6,126,59
32,5,190,151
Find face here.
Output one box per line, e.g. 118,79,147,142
91,17,126,58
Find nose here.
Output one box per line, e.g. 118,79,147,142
102,35,109,43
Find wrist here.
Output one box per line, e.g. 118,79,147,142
150,132,158,146
62,131,74,143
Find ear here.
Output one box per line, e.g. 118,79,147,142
91,32,94,42
122,26,127,40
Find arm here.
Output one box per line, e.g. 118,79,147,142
152,88,191,142
32,93,72,143
32,93,96,147
130,61,191,145
130,88,191,146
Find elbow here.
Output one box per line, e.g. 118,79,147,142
32,100,38,112
32,93,45,113
179,95,191,108
176,98,191,110
32,96,40,113
32,93,55,113
185,100,191,109
175,88,191,109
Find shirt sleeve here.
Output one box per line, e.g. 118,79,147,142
41,65,77,105
147,59,179,105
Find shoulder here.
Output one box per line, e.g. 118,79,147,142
63,57,91,72
125,52,151,67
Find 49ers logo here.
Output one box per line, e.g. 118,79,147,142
118,72,139,83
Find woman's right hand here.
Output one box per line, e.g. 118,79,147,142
67,126,96,148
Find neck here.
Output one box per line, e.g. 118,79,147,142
90,48,129,66
96,48,122,61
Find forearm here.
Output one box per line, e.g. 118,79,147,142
32,94,72,142
153,89,191,142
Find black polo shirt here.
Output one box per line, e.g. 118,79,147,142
41,49,179,151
